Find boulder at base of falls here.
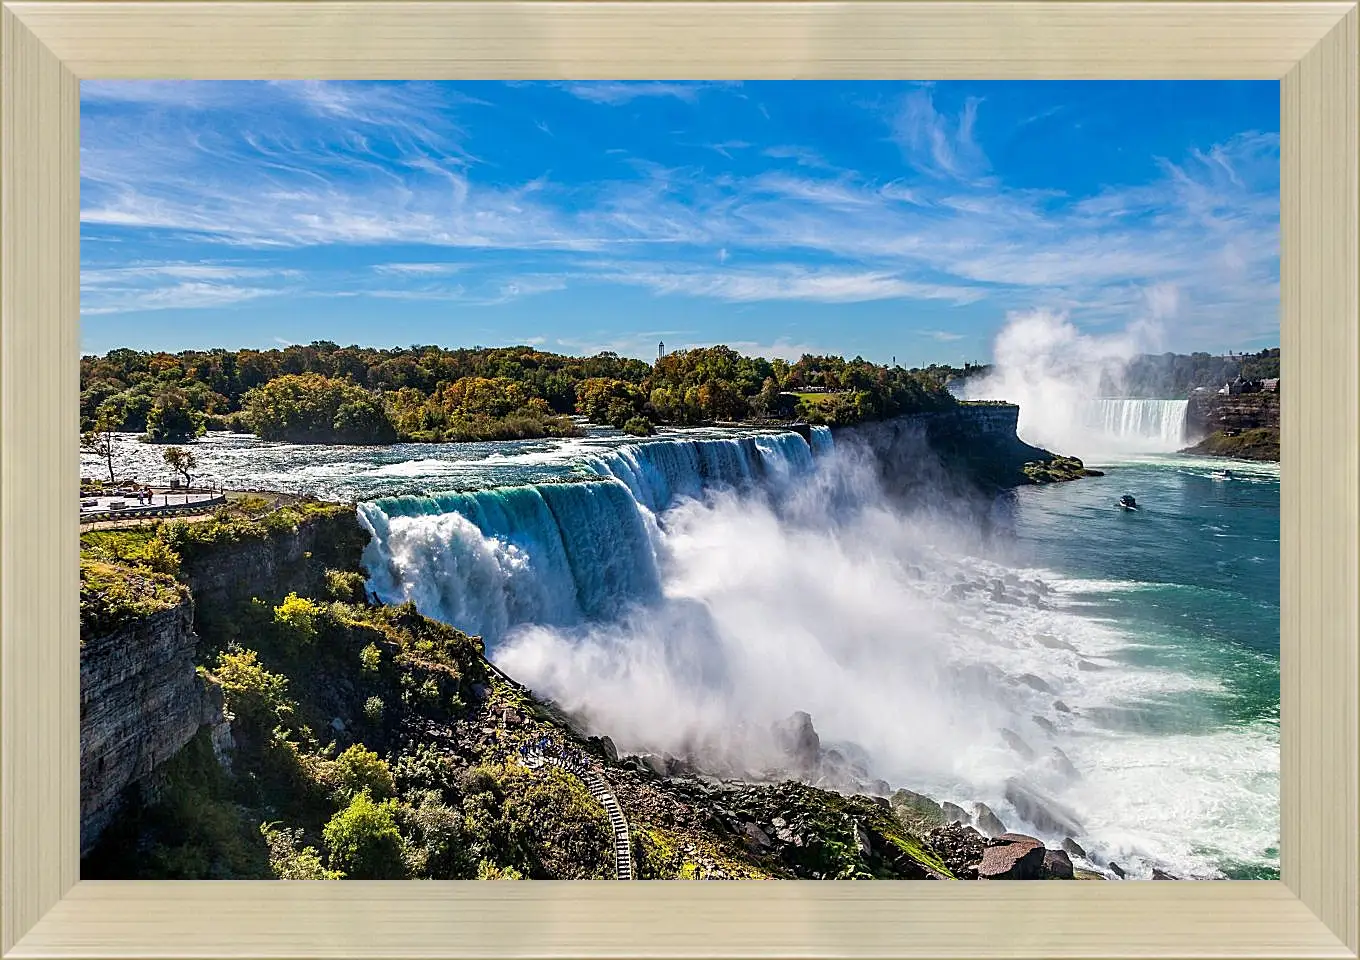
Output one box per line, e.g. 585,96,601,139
1048,747,1081,782
924,823,987,879
978,833,1047,880
1004,778,1085,837
941,801,971,826
1001,728,1036,760
890,788,945,830
1043,848,1075,879
1062,837,1087,859
1151,868,1179,880
1032,714,1057,735
1109,861,1127,878
972,802,1007,838
772,711,821,772
1016,673,1055,694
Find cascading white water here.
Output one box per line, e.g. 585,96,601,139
358,421,1277,880
359,429,829,640
1081,399,1190,453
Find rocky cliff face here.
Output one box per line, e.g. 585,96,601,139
80,600,223,855
831,403,1079,501
81,508,369,857
1187,393,1280,437
180,511,368,616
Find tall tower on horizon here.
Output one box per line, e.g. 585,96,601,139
658,340,665,360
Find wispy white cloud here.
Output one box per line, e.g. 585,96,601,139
559,81,722,105
78,82,1279,344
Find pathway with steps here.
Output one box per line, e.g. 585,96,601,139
523,745,633,880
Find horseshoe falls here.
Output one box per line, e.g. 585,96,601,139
1081,399,1191,453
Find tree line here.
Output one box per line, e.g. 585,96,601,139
80,342,959,445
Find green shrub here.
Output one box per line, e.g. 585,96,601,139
273,592,322,645
79,559,187,639
260,822,343,879
363,696,385,724
325,569,368,603
214,649,293,726
322,793,407,879
329,744,396,802
359,643,382,673
621,416,656,437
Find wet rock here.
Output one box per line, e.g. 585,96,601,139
1048,747,1081,781
1109,861,1127,878
1077,659,1106,672
1016,673,1055,694
1004,779,1085,837
972,802,1007,837
854,820,873,859
1151,868,1178,880
742,822,772,851
1001,728,1036,760
978,833,1046,880
1061,837,1087,859
330,716,346,734
870,778,892,797
598,735,618,763
1043,848,1074,879
941,801,970,826
772,711,821,772
638,754,668,777
925,823,987,876
1053,700,1073,714
1032,714,1057,735
891,788,945,829
1073,867,1107,880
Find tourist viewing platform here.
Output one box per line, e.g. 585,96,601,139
79,483,227,524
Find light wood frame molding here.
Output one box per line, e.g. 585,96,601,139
2,2,1355,958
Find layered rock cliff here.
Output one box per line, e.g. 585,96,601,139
80,503,369,857
831,402,1094,501
80,599,223,855
1183,393,1280,461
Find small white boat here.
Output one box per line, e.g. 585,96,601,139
1211,469,1233,481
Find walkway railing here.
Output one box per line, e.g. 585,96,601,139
522,743,633,880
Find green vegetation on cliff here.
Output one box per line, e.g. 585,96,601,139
1181,428,1280,462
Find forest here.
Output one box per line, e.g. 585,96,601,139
80,342,960,445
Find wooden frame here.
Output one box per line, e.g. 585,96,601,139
1,2,1354,957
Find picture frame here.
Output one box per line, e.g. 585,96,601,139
3,1,1355,957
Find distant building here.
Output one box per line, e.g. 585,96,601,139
658,341,665,360
1262,378,1280,393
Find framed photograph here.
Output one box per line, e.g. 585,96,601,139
3,2,1356,958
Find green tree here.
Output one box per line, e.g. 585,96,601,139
144,388,205,443
322,792,407,880
81,404,121,483
162,447,198,488
329,744,396,802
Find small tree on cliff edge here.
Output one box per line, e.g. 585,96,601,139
80,404,119,483
163,446,197,488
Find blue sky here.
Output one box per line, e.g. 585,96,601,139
80,80,1280,365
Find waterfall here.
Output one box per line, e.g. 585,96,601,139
359,430,822,641
1080,399,1190,452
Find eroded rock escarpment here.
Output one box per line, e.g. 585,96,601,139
831,402,1099,502
80,600,224,855
1183,392,1280,461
